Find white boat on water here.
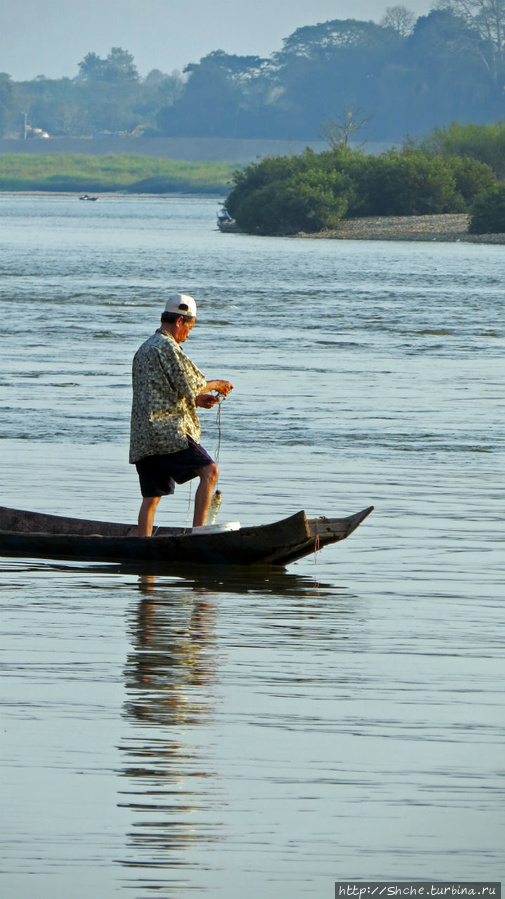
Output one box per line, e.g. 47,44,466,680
216,208,241,232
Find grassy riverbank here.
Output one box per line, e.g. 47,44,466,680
0,154,237,193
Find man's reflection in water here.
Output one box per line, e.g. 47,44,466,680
119,575,221,879
118,568,336,882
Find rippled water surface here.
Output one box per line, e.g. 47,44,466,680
1,195,504,897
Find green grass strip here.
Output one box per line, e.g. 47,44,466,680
0,154,237,193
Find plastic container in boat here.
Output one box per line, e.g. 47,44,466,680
189,522,241,536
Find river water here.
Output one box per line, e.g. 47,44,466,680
0,194,503,897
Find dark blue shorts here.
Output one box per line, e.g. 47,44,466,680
135,437,214,497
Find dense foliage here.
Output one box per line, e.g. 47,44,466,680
418,122,505,178
2,2,505,142
469,183,505,232
225,147,496,235
157,8,505,141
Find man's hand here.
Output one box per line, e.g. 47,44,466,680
198,380,234,401
196,393,220,409
213,380,234,397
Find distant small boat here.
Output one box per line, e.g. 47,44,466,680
79,194,99,201
216,208,241,232
0,505,373,568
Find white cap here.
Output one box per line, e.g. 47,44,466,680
164,293,197,318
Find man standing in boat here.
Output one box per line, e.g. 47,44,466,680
129,294,233,537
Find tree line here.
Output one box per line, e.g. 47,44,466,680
1,0,505,141
0,48,182,139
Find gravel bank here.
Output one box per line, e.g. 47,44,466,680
298,214,505,244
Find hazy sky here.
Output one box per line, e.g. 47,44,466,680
2,0,435,81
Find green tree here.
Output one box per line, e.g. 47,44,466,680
103,47,139,83
270,19,401,139
17,76,83,136
276,18,399,58
420,121,505,177
78,82,141,132
398,10,497,133
77,52,106,82
445,153,496,200
356,149,465,215
469,181,505,230
131,70,183,126
0,73,15,136
436,0,505,89
227,149,355,234
77,48,138,84
157,51,268,137
231,169,350,234
72,49,144,133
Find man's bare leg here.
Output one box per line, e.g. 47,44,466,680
138,496,161,537
193,463,219,528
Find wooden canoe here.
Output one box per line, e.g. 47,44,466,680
0,504,373,568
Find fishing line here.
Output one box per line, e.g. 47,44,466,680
215,397,222,464
313,518,320,563
207,394,224,525
186,393,224,530
185,481,193,532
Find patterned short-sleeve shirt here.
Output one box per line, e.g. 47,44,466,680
129,329,207,463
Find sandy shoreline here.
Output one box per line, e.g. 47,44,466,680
298,214,505,244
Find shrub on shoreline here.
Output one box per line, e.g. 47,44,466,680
469,183,505,233
419,123,505,180
225,147,496,235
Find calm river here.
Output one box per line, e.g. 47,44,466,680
0,194,503,897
